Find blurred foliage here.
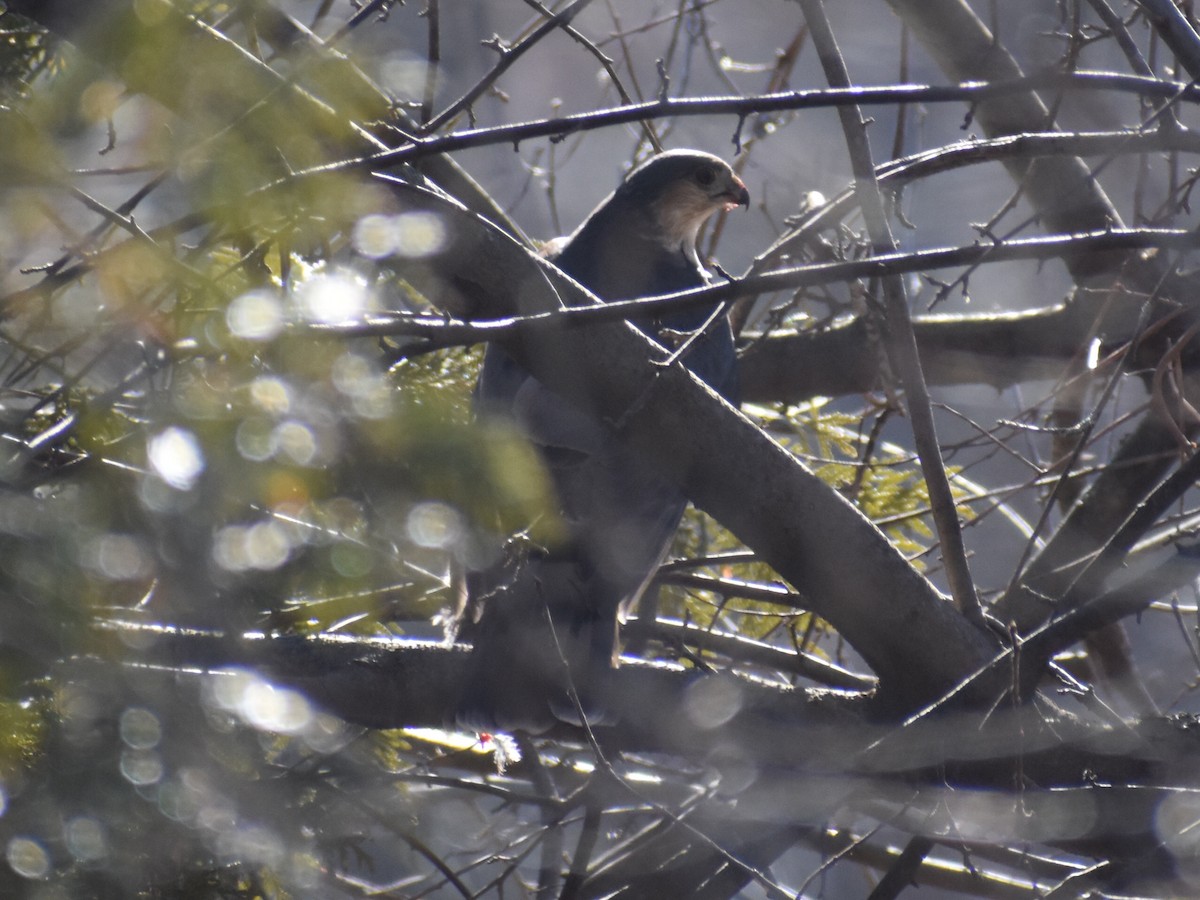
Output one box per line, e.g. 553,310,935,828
0,14,53,100
0,6,573,882
0,699,46,776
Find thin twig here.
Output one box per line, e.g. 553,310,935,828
418,0,439,125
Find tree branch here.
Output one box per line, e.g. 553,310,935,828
310,71,1200,175
1138,0,1200,82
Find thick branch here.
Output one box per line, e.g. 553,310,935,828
1138,0,1200,81
739,304,1100,402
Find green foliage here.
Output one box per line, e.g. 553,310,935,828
756,400,972,557
667,507,794,636
388,345,479,423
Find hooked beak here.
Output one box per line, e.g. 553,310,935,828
723,175,750,210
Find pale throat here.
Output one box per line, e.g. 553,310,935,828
647,189,721,275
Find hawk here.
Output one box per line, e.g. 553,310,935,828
456,149,748,733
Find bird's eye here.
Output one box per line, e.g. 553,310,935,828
695,166,717,187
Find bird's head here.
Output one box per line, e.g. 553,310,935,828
620,150,750,256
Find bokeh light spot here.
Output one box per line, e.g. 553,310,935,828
1158,790,1200,860
393,211,447,258
331,352,374,395
83,533,151,581
330,542,372,578
683,676,744,730
351,214,395,259
273,420,318,466
298,271,372,324
227,290,285,341
206,669,312,735
157,777,202,824
406,501,463,549
249,376,292,415
148,427,205,491
213,521,292,572
64,817,107,862
351,211,446,259
119,749,164,786
241,680,312,734
235,417,276,462
6,837,49,879
119,707,162,750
